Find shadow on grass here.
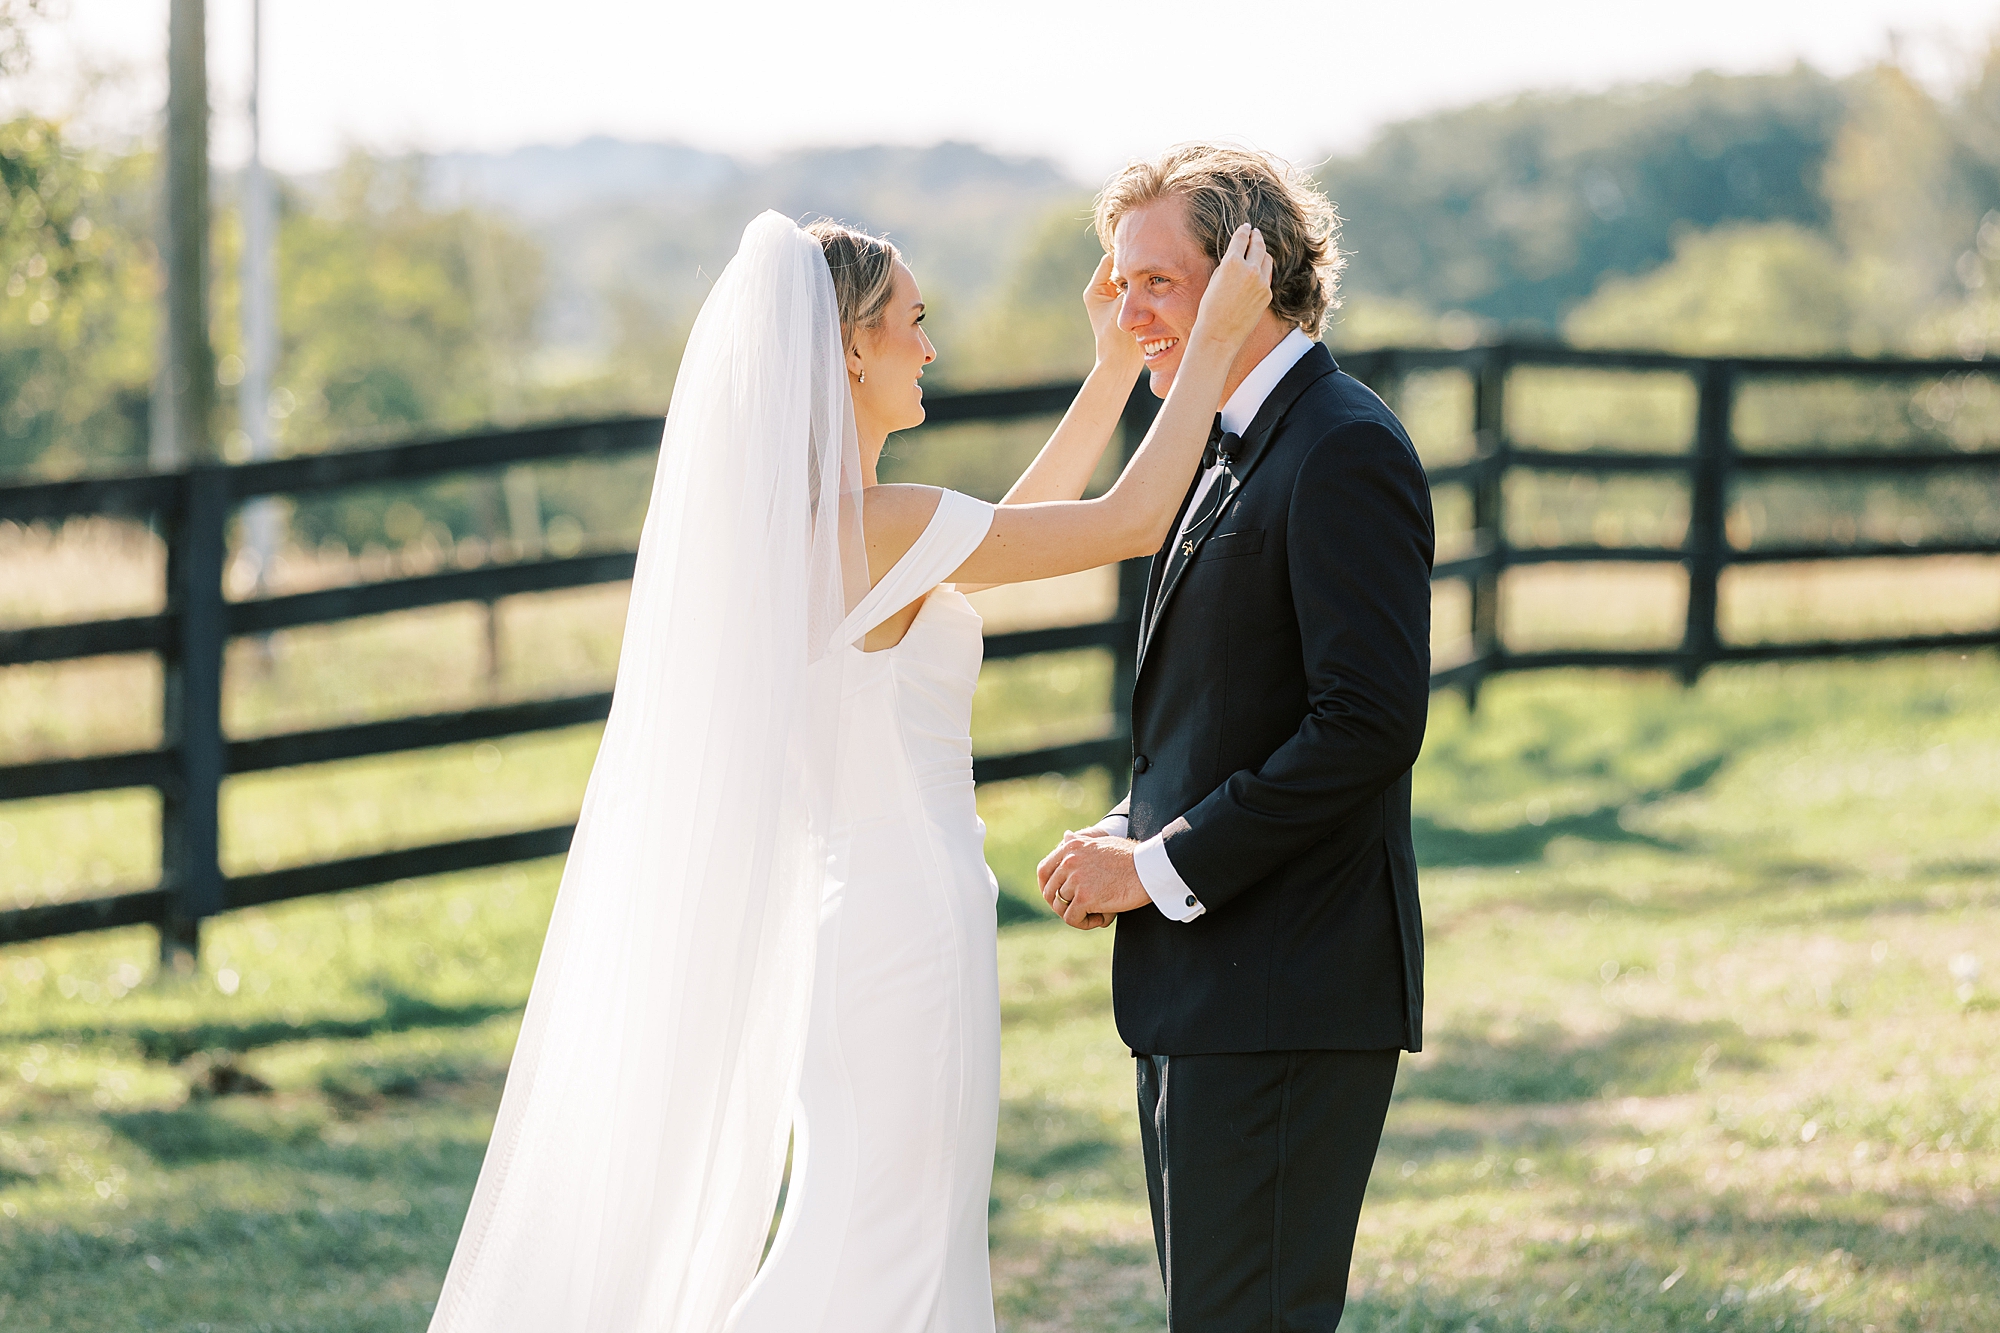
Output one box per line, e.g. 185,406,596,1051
104,1105,324,1166
995,1097,1122,1181
9,986,518,1064
990,1233,1166,1331
1344,1154,2000,1330
316,1044,502,1110
1440,873,1958,936
1925,857,2000,879
1397,1013,1765,1104
1341,1281,1725,1333
0,1192,466,1297
101,1097,492,1182
1414,804,1683,868
1664,1175,2000,1278
1375,1121,1489,1160
1412,753,1727,868
1780,890,1952,923
997,889,1048,929
992,1088,1136,1184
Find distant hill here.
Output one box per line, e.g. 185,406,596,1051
429,137,1083,355
427,137,743,221
19,62,1999,482
425,71,1905,359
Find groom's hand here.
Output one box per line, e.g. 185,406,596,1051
1038,831,1151,930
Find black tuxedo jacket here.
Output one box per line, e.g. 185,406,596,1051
1114,342,1434,1055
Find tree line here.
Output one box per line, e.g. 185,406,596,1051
2,46,1997,530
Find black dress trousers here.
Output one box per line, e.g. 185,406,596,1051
1135,1048,1400,1332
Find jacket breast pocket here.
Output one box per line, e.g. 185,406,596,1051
1196,528,1265,562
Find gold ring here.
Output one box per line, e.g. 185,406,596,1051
1056,893,1072,906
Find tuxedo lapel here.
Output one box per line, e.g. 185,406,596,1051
1138,463,1239,665
1135,344,1339,677
1145,471,1204,606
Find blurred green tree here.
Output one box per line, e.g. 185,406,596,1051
230,153,553,550
1563,223,1855,355
255,152,544,451
1824,64,1969,351
0,118,156,476
941,199,1101,386
1910,42,2000,360
1318,69,1849,330
1323,295,1473,351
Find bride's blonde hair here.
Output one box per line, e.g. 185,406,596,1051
806,219,901,352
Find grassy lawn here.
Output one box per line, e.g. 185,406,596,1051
0,653,1994,1329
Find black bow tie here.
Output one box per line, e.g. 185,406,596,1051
1203,413,1242,472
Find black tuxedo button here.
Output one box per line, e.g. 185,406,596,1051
1184,894,1197,908
1132,754,1150,774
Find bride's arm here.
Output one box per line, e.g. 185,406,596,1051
863,227,1271,589
993,254,1144,509
944,226,1272,588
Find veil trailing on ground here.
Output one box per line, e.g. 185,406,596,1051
429,212,867,1333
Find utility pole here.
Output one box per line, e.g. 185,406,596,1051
239,0,283,585
154,0,219,973
152,0,213,468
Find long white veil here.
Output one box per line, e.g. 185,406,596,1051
429,212,866,1332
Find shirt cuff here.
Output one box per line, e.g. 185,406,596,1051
1133,822,1204,922
1092,813,1130,840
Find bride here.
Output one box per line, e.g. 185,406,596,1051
427,210,1271,1333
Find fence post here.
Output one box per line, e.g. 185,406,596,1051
1681,360,1735,685
1112,383,1160,766
159,465,228,967
1467,347,1510,708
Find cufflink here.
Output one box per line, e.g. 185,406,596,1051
1185,894,1198,908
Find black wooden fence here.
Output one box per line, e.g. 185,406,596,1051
3,344,1997,960
1336,344,2000,694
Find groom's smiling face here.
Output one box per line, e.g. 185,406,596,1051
1111,196,1218,399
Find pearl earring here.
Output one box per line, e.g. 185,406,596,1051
858,369,866,384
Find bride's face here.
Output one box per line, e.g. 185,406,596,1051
850,261,934,440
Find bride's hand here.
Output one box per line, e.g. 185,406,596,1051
1188,224,1274,353
1084,252,1141,374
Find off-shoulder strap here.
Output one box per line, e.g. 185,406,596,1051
835,489,996,646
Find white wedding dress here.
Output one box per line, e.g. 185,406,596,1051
732,489,1001,1333
428,214,1002,1333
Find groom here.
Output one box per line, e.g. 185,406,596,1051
1037,145,1433,1330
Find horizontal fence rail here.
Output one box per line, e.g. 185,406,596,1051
3,344,1997,956
1338,344,2000,697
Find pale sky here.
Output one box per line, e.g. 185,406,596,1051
12,0,2000,177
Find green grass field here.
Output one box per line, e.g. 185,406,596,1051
1,648,1995,1331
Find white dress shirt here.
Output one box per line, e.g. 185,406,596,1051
1092,328,1317,922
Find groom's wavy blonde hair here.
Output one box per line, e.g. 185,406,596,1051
806,218,902,352
1093,144,1345,336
